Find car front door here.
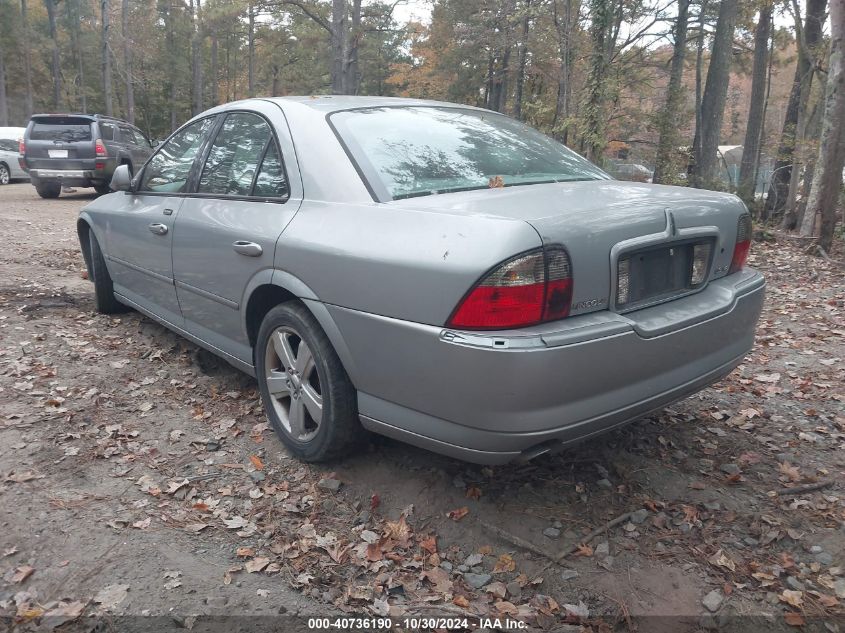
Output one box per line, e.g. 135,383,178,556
103,116,217,326
172,104,302,364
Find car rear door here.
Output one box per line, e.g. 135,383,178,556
172,103,302,364
103,116,217,325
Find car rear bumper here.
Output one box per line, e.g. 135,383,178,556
324,268,765,464
27,158,116,186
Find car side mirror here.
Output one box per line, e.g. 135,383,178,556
110,164,132,192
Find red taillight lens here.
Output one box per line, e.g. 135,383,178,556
447,248,573,330
18,138,25,155
95,139,107,157
728,214,752,274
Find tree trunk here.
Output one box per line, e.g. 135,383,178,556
45,0,62,109
691,0,738,188
738,3,772,203
68,0,87,112
653,0,690,184
0,48,8,127
210,31,218,106
799,0,845,250
551,0,578,141
581,0,613,163
765,0,826,219
167,0,176,130
343,0,361,94
248,2,255,97
331,0,346,94
690,0,707,178
513,0,531,120
191,0,203,113
122,0,134,123
21,0,33,118
102,0,113,116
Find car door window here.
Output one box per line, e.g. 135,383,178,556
252,141,289,198
139,117,215,193
198,113,271,197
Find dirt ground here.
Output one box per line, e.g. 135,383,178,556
0,181,843,632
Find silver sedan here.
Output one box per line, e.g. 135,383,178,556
77,97,765,464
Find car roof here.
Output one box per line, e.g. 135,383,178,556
237,95,489,115
29,113,133,125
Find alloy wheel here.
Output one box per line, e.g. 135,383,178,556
0,165,9,185
264,326,323,441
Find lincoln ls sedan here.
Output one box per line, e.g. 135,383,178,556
77,96,765,464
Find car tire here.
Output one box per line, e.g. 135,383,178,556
255,302,363,462
35,182,61,198
88,227,126,314
0,164,10,185
94,183,111,195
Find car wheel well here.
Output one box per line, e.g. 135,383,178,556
77,220,93,277
245,284,299,348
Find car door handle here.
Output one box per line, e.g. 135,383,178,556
232,241,263,257
148,223,168,235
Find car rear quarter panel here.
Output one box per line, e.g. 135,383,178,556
275,201,543,326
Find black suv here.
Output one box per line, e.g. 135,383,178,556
20,114,153,198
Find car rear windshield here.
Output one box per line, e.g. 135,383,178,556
330,106,609,201
29,117,93,142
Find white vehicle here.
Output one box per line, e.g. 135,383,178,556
0,127,29,185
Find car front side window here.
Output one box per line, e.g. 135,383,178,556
139,117,216,194
198,113,272,197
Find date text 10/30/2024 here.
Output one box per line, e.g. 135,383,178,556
307,617,528,630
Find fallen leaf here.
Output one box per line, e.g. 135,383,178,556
709,549,736,572
43,600,86,627
420,535,437,554
778,462,802,482
249,455,264,471
493,553,516,573
12,565,35,583
447,507,469,521
466,485,482,500
370,494,380,511
574,543,594,557
453,595,469,608
780,590,804,607
132,517,151,530
385,515,413,547
184,523,209,533
245,557,270,573
783,612,804,627
421,567,453,593
223,516,249,529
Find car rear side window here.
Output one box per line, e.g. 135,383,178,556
0,139,17,152
30,117,92,142
198,113,272,197
100,123,116,141
252,141,288,198
139,117,216,193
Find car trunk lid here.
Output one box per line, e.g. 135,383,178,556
391,180,747,317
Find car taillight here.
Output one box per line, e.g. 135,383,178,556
728,214,751,274
18,138,25,155
95,139,108,157
446,247,573,330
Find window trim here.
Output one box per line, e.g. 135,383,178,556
192,110,291,203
